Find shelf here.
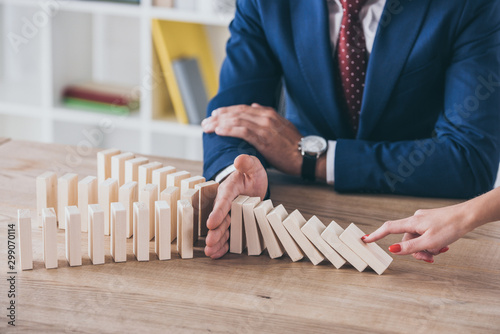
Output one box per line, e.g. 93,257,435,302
53,107,142,130
150,119,202,137
150,7,233,26
0,102,42,118
0,81,42,107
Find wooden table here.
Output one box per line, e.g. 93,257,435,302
0,140,499,333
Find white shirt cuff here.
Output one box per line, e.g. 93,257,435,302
214,164,237,183
326,140,337,185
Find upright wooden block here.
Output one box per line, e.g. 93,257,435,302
65,206,82,267
195,181,218,237
111,202,127,263
36,171,57,227
57,173,78,229
339,223,393,275
17,209,33,271
111,152,135,187
139,183,158,240
321,221,368,272
283,210,324,265
155,201,171,260
166,171,191,188
152,166,177,198
242,197,265,256
97,148,120,184
98,178,118,236
254,200,284,259
78,176,97,232
301,216,346,269
133,202,149,262
42,208,58,269
124,157,149,184
138,162,163,192
230,195,249,254
177,199,194,259
181,188,199,244
88,204,104,265
180,175,206,194
161,186,179,242
266,205,304,262
119,181,138,238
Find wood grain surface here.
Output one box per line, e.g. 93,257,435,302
0,140,499,333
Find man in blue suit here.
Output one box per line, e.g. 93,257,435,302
201,0,500,258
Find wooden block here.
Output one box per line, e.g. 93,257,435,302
98,178,118,236
17,209,33,271
195,181,218,237
65,206,82,267
321,221,368,272
180,175,205,194
133,202,149,262
57,173,78,229
242,197,264,256
124,157,149,184
138,161,163,192
88,204,104,265
155,201,171,260
166,171,191,188
36,171,57,227
177,199,194,259
160,186,179,242
111,152,135,187
119,181,138,238
42,208,58,269
266,205,304,262
152,166,176,198
339,223,393,275
97,148,120,184
139,183,158,240
301,216,346,269
78,176,97,232
111,202,127,263
181,188,199,244
230,195,249,254
254,200,284,259
283,210,324,265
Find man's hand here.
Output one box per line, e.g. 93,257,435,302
205,154,268,259
202,104,303,176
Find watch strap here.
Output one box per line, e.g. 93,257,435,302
301,154,317,182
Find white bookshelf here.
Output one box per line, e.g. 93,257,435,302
0,0,232,161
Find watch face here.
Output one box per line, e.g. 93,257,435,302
302,136,327,154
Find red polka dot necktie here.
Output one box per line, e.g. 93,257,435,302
337,0,368,134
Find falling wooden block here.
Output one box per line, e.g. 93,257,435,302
177,199,194,259
254,200,284,259
78,176,97,232
321,221,368,272
42,208,58,269
17,209,33,271
119,181,138,238
266,205,304,262
36,171,57,227
57,173,78,229
111,202,127,263
301,216,346,269
242,197,265,256
124,157,149,184
180,175,206,195
161,186,179,242
133,202,149,262
181,188,199,244
88,204,104,265
65,206,82,267
339,223,393,275
195,181,218,237
138,162,163,192
111,152,135,187
97,148,120,185
283,210,324,265
155,201,171,260
230,195,249,254
98,178,118,236
166,171,191,188
152,166,177,198
139,183,158,240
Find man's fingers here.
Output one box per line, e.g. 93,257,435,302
207,177,242,230
205,230,230,259
215,126,261,146
209,240,230,259
363,218,413,243
234,154,263,178
205,214,231,247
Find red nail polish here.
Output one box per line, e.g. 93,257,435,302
361,234,369,241
388,244,401,253
439,247,449,253
424,259,434,263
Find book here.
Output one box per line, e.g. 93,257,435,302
63,82,140,110
63,97,131,115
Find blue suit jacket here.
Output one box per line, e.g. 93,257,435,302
203,0,500,198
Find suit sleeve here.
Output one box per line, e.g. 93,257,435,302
203,0,282,180
335,1,500,198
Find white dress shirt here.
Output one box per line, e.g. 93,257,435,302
216,0,387,184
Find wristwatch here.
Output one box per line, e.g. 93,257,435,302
298,136,328,182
